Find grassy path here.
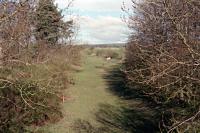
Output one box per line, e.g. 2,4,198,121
37,50,158,133
40,53,120,133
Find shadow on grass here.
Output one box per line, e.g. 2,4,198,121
73,65,160,133
104,66,159,105
104,66,131,99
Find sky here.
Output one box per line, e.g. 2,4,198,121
55,0,132,44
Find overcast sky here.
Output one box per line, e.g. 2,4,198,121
55,0,132,44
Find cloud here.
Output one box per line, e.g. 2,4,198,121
55,0,132,44
78,16,130,44
56,0,132,11
74,0,122,11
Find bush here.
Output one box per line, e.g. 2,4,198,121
0,0,79,132
0,80,62,132
124,0,200,132
0,46,81,132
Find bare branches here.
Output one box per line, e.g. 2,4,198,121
168,109,200,133
125,0,200,132
0,0,79,131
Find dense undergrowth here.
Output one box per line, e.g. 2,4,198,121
124,0,200,132
0,46,81,132
0,0,80,132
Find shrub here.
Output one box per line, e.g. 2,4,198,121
124,0,200,132
0,45,81,131
0,80,62,132
0,0,79,132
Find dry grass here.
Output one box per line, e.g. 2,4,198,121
0,46,81,132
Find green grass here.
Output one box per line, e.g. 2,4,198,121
34,48,159,133
35,49,121,133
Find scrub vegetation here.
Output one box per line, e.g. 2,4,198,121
124,0,200,132
0,0,80,132
1,0,200,133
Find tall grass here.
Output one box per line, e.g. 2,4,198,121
0,46,81,132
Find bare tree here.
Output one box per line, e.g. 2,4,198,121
125,0,200,132
0,0,80,132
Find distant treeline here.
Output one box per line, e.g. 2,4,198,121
82,43,126,48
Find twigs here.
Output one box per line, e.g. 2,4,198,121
0,0,78,131
125,0,200,132
168,109,200,133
